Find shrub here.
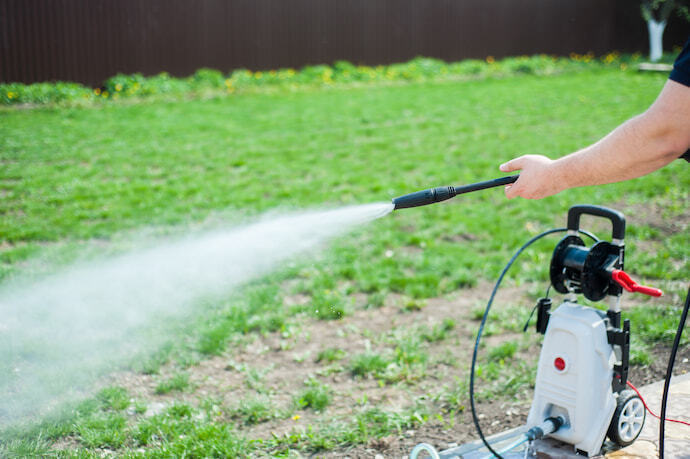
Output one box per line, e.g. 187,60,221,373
1,52,643,107
190,68,225,88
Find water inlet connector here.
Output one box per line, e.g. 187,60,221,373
477,417,566,459
525,416,566,441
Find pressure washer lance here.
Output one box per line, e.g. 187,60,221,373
392,175,518,210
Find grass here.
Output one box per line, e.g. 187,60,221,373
97,386,131,411
134,403,248,456
420,318,456,342
154,372,191,395
294,379,332,412
488,340,518,361
231,396,279,425
1,65,688,456
350,352,392,378
316,347,346,363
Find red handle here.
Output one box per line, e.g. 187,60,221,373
611,269,663,297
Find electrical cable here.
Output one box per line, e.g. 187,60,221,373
522,284,551,332
659,286,690,459
469,227,598,458
625,380,690,427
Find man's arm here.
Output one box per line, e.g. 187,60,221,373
499,79,690,199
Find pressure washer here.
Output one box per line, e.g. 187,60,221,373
392,176,688,458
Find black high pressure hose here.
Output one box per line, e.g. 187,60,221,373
469,227,599,459
659,286,690,459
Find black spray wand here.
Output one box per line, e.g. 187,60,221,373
392,175,519,210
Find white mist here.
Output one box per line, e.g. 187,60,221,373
0,202,393,423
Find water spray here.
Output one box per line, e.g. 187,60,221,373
0,203,393,424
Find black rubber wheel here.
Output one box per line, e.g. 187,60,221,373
608,390,646,447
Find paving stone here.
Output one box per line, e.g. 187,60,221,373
608,373,690,458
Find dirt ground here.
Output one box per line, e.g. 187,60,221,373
108,278,689,458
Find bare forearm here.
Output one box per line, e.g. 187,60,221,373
552,112,683,190
500,80,690,199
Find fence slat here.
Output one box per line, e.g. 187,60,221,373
0,0,685,86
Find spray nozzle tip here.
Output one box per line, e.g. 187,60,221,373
392,187,456,210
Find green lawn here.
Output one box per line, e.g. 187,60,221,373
1,67,688,456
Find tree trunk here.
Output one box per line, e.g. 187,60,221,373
647,18,667,62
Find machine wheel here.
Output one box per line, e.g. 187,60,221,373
608,390,646,447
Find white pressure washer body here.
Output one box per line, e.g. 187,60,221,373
393,181,665,458
527,300,618,455
526,205,661,457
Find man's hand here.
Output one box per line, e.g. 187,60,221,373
498,80,690,200
499,155,565,199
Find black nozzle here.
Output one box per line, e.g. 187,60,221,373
392,175,519,210
392,186,456,210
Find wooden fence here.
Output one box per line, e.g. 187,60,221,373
1,0,687,86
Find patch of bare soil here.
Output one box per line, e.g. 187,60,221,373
615,199,689,238
105,284,530,448
324,399,530,459
631,343,690,388
104,273,689,458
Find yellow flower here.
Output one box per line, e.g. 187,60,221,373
292,415,301,421
102,91,109,98
255,71,263,78
94,88,101,95
224,79,233,88
486,56,495,64
7,91,16,99
115,83,122,92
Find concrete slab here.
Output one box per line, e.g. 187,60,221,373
420,373,690,458
637,62,673,72
608,372,690,459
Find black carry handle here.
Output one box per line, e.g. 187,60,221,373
453,175,519,195
567,204,626,240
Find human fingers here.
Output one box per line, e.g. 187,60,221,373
504,181,521,199
499,156,526,173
